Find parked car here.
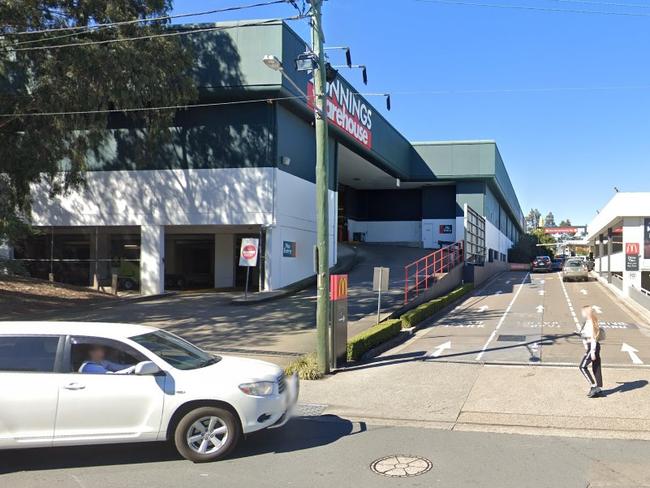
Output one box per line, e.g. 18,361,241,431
531,256,552,272
0,322,299,462
563,258,589,282
551,258,565,271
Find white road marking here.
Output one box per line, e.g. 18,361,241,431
476,272,530,361
505,280,512,285
536,305,544,313
580,289,588,295
621,343,644,365
592,305,603,314
429,341,452,358
560,275,582,332
477,305,489,312
538,290,545,296
495,290,503,295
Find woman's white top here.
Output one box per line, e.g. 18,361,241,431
581,318,598,351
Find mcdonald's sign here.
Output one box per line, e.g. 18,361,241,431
330,274,349,301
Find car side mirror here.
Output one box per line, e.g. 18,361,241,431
134,361,162,376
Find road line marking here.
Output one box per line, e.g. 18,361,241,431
621,343,644,365
476,272,530,361
560,276,581,331
428,341,452,358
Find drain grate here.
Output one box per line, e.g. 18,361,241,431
370,455,432,478
497,334,527,342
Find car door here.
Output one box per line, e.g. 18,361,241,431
53,336,165,445
0,335,63,448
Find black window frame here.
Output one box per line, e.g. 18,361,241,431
0,334,66,373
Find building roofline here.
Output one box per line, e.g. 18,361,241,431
410,140,497,146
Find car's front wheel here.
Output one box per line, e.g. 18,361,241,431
174,406,241,462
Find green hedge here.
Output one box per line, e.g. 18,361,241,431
401,283,474,329
347,319,402,361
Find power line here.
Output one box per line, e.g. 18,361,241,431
551,0,650,9
415,0,650,17
384,84,650,96
4,0,290,37
5,16,305,53
3,83,649,119
0,95,308,118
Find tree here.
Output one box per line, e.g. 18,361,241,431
0,1,196,244
559,219,572,227
544,212,556,228
525,208,541,231
508,229,556,263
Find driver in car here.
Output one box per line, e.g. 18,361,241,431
79,345,135,374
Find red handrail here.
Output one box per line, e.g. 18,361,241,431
404,241,464,304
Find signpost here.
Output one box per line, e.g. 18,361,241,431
239,238,259,299
373,267,390,324
626,242,640,272
329,274,349,370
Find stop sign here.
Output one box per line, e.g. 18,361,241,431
242,244,257,260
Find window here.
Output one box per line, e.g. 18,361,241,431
70,336,147,374
131,330,219,370
0,336,61,372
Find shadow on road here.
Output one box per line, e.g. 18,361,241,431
0,416,361,474
602,380,649,397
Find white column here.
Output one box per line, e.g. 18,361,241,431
623,217,643,296
140,224,165,295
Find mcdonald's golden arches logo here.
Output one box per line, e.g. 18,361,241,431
330,274,348,301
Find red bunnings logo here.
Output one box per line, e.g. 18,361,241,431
308,80,373,149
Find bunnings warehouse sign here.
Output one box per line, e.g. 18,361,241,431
308,79,373,149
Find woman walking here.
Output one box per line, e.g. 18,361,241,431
579,305,603,398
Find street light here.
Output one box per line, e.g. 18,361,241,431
262,54,283,72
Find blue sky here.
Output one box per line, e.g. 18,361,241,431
174,0,650,226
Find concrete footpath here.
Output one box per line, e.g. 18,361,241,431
299,360,650,440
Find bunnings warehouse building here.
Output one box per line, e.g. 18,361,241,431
10,21,524,295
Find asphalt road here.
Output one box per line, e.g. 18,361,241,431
3,416,650,488
399,271,650,367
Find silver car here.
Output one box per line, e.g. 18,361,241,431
562,258,589,282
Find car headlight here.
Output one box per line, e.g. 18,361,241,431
239,381,275,397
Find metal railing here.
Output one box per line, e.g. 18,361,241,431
404,241,464,304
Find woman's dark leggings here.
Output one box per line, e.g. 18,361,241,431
579,342,602,388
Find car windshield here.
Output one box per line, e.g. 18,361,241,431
566,259,583,267
130,330,220,370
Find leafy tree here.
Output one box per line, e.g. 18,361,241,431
508,229,556,262
544,212,556,228
0,1,196,245
525,208,541,231
559,219,572,227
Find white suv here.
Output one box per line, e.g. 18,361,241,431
0,322,299,462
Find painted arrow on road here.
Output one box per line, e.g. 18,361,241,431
430,341,452,358
621,343,644,365
477,305,489,312
536,305,544,313
592,305,603,314
580,289,588,295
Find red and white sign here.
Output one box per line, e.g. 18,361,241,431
239,238,259,267
308,79,373,149
626,242,640,256
543,226,580,235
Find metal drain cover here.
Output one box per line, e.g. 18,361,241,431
497,334,526,342
370,455,432,478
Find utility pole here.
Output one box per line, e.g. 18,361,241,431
311,0,330,374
